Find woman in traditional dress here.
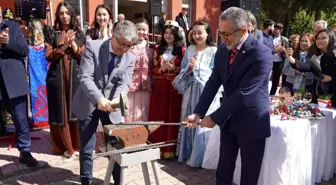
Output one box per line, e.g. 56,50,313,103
45,2,85,158
173,20,222,167
148,20,185,159
84,4,113,154
125,18,154,122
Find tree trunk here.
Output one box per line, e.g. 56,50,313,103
315,9,322,21
283,13,290,37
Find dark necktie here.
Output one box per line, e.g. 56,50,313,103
229,48,238,65
108,53,117,77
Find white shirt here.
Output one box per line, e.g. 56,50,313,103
162,46,174,61
273,36,283,62
235,34,248,50
183,15,189,30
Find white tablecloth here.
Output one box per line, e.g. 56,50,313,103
202,108,336,185
233,108,336,185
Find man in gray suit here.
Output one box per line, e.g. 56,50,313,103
71,20,138,185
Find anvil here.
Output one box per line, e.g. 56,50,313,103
103,124,160,148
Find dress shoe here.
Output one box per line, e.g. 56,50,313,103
19,151,38,167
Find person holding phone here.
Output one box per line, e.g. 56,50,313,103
269,23,289,95
286,29,336,107
0,6,38,167
282,33,314,94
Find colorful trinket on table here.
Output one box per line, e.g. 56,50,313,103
312,107,320,114
269,95,324,119
281,113,290,120
282,106,289,114
294,110,300,115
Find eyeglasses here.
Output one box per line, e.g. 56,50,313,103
115,37,135,50
218,27,243,40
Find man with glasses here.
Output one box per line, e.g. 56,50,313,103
71,20,138,185
185,7,273,185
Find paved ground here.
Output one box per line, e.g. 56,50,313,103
0,129,336,185
0,129,216,185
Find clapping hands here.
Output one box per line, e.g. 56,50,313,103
187,56,197,72
67,30,76,42
160,61,175,72
64,30,78,52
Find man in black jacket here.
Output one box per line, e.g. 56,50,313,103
175,8,189,32
0,6,38,167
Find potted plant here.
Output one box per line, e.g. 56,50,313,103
318,94,333,108
293,88,307,102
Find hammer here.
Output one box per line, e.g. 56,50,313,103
110,93,128,116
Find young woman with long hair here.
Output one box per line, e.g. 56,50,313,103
85,4,113,41
45,2,85,158
148,20,185,159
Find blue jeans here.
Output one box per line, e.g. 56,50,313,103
78,110,121,185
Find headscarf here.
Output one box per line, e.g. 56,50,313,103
165,20,186,45
2,8,15,21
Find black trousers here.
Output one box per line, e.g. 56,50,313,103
270,62,284,95
216,131,265,185
0,71,31,151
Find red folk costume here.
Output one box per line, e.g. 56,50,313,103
148,45,185,159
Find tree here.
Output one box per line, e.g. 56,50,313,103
260,0,336,35
322,11,336,26
301,0,336,21
290,8,314,35
261,0,303,36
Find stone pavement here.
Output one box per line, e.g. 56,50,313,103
0,156,217,185
1,129,336,185
0,129,216,185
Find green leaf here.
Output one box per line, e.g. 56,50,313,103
318,94,333,100
290,8,314,34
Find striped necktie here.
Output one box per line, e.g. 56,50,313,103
229,48,238,65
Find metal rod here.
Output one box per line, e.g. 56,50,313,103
115,121,200,126
113,0,118,23
49,0,54,26
79,0,84,31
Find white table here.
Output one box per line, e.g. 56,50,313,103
232,108,336,185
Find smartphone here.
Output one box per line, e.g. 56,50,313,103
286,40,292,48
0,24,8,33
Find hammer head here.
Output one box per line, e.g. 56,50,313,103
119,93,128,117
110,93,128,117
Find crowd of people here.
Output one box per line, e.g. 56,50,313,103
0,2,336,185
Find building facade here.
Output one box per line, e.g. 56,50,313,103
0,0,221,39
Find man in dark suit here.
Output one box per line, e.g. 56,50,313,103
185,7,273,185
175,8,189,32
0,6,38,167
